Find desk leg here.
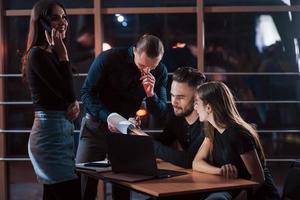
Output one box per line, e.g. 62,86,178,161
97,180,106,200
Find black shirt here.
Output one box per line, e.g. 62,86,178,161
212,126,280,200
27,47,76,111
80,46,168,123
153,110,204,168
212,126,255,179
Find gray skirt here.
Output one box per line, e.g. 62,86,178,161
28,111,77,184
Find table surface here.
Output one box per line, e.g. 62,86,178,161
77,161,258,197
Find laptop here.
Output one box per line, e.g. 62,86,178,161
106,133,187,182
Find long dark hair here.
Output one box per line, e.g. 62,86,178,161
21,0,67,80
196,81,265,163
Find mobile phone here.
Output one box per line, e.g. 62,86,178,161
84,162,111,168
40,17,52,33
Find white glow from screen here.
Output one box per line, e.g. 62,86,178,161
255,15,281,53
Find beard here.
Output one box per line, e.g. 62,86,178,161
174,103,194,117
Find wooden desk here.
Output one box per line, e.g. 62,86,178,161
77,162,258,199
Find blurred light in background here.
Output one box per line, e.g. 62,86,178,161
281,0,291,5
115,14,128,27
136,109,147,117
172,42,186,48
255,15,281,53
117,15,125,22
102,42,112,51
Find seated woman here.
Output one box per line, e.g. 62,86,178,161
193,81,280,200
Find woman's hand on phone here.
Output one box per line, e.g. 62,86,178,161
45,29,69,61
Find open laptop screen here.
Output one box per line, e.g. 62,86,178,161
107,134,158,176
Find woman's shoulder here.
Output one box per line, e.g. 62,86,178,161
226,125,253,140
227,125,249,133
225,125,257,154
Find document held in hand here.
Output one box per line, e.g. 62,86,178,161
107,112,135,134
76,160,111,172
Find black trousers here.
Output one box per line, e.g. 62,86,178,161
43,178,81,200
78,177,130,200
76,117,130,200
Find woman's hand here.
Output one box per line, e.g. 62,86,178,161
220,164,238,179
45,29,69,61
66,101,80,121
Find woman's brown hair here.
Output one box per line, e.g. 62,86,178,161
196,81,265,164
21,0,67,81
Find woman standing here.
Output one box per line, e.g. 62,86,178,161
22,0,80,199
193,81,279,200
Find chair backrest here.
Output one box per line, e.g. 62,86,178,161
282,160,300,200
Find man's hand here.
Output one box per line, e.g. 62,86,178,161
107,121,119,133
140,72,155,97
66,101,80,121
220,164,238,179
130,128,148,136
128,117,141,129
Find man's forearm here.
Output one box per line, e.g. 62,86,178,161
153,141,193,168
146,94,167,116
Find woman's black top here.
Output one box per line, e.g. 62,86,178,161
27,47,76,111
212,126,280,200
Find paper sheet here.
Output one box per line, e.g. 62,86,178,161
76,160,112,172
107,112,135,134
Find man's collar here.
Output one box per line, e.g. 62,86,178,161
185,112,199,125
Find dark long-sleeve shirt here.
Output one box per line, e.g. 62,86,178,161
27,47,76,111
153,111,204,168
80,47,168,123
